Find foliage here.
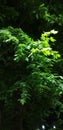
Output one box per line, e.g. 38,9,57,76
0,26,63,130
0,1,63,130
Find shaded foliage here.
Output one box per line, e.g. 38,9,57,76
0,0,63,130
0,27,63,130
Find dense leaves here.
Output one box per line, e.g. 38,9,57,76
0,0,63,130
0,26,63,130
